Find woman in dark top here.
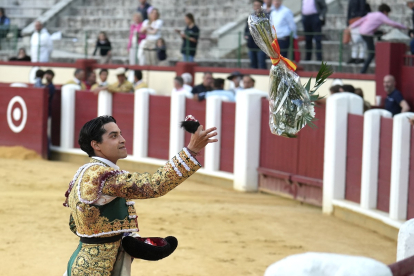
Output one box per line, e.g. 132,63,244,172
9,48,31,61
175,13,199,62
93,32,112,64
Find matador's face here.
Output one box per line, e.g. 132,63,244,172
93,122,127,164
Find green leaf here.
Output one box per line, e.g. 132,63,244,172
311,62,334,94
304,77,312,93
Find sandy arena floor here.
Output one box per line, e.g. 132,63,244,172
0,151,397,276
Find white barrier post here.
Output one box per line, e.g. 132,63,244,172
60,84,80,149
233,90,267,192
169,92,186,159
97,90,113,116
204,96,222,171
323,93,363,214
133,89,150,158
389,112,414,221
397,219,414,261
360,109,392,210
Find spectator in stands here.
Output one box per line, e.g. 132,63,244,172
339,84,355,93
408,2,414,28
34,69,45,88
383,75,410,116
9,48,31,61
30,21,53,62
270,0,297,58
128,13,146,65
330,84,341,94
66,69,87,90
301,0,327,61
349,4,407,74
316,84,341,104
243,75,256,89
92,69,109,90
105,67,134,93
262,0,275,16
227,71,244,94
85,71,97,90
133,70,148,90
409,30,414,55
156,38,168,65
0,7,10,40
191,72,213,95
355,88,371,112
196,78,236,102
44,69,56,116
172,76,192,98
176,13,200,62
93,32,112,64
139,8,163,65
347,0,370,64
137,0,152,21
181,73,193,93
245,0,267,69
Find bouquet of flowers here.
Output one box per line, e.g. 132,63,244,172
248,10,333,138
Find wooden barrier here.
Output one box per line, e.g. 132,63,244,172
184,98,206,166
73,91,98,148
0,86,48,158
148,95,170,160
112,93,135,153
220,102,236,173
378,117,393,212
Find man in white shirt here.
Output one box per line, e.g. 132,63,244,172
270,0,297,58
172,76,193,98
181,72,193,93
30,21,53,62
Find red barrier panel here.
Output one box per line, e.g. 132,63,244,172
184,99,206,166
51,89,61,146
74,91,98,148
407,129,414,219
220,102,236,173
148,95,171,160
296,104,326,179
112,93,135,154
344,114,364,203
0,87,48,158
377,117,393,212
259,98,299,174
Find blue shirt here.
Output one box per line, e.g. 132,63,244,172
410,38,414,55
385,89,404,116
198,90,236,102
270,5,297,38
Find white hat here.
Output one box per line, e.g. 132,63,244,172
331,78,343,87
114,67,126,76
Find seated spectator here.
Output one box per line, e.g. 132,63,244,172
196,78,236,102
133,70,148,90
44,69,56,117
191,72,213,95
85,71,97,90
34,69,45,87
128,13,146,65
105,67,134,93
66,69,87,90
9,48,31,61
172,76,193,98
383,75,410,116
91,69,109,90
156,38,168,65
242,75,255,89
227,71,244,94
409,29,414,55
137,0,152,21
339,84,355,93
181,72,193,93
355,88,371,112
93,31,112,64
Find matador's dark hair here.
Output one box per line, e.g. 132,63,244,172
78,115,116,157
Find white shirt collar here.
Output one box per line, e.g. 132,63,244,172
92,157,120,170
74,77,81,84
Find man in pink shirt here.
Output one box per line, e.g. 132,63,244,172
349,4,406,73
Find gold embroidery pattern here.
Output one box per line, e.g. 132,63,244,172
70,240,120,276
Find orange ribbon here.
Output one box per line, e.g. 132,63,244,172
270,33,297,72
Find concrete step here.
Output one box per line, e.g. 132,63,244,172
1,6,48,16
0,0,58,6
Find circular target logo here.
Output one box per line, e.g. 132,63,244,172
7,96,27,133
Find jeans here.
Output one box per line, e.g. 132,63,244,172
182,54,194,62
361,35,374,74
302,14,322,61
278,37,290,58
248,49,267,69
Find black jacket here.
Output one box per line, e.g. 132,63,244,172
347,0,368,22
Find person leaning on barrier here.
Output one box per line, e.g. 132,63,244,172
133,70,148,90
242,75,255,90
383,75,410,116
91,69,109,90
34,69,45,88
196,78,236,102
94,67,134,94
181,72,193,93
191,72,213,95
66,69,87,90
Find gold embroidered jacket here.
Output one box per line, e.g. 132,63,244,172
65,148,201,238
